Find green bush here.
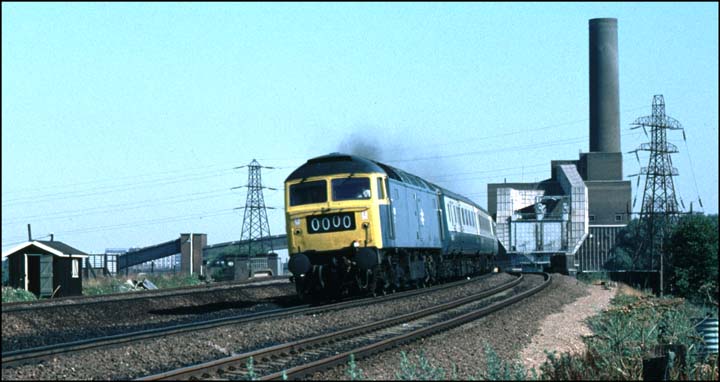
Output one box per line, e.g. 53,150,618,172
2,287,37,302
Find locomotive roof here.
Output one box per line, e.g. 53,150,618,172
285,153,386,181
285,153,433,188
286,152,487,213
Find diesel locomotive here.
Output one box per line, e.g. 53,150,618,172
285,153,498,299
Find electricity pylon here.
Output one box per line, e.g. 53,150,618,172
628,95,684,295
234,159,276,258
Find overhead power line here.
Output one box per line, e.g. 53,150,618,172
1,208,238,248
2,169,234,207
2,188,232,226
3,162,235,195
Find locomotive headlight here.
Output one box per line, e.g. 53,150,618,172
294,218,301,226
353,241,360,248
294,229,302,235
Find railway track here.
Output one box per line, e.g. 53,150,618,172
1,276,291,313
2,273,500,368
137,273,550,381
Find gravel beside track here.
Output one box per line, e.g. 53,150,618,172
2,282,296,351
519,282,616,371
313,273,592,380
1,273,517,380
1,277,290,312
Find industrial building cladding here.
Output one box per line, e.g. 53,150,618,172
487,18,631,273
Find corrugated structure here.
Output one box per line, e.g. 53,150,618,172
487,18,631,274
576,225,624,271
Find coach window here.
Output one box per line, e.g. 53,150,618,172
332,177,371,201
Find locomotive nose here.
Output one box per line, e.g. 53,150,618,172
288,253,312,275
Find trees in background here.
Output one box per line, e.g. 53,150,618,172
665,214,718,306
608,214,718,306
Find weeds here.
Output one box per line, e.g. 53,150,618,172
346,354,365,380
1,286,37,302
539,288,719,381
479,343,536,381
395,351,453,380
245,356,256,380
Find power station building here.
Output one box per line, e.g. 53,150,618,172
488,18,632,274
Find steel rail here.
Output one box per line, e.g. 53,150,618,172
2,273,496,367
266,272,550,380
136,273,533,381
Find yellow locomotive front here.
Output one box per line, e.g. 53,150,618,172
284,153,389,298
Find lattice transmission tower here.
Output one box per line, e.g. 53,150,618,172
628,95,684,293
630,95,683,223
234,159,275,257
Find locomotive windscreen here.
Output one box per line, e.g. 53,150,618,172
331,177,371,201
290,180,327,206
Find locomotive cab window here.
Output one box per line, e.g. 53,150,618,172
290,180,327,206
332,177,371,201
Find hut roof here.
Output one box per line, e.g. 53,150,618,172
2,240,89,259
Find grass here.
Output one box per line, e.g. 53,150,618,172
2,286,38,302
83,273,204,296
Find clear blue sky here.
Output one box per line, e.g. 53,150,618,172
2,2,718,255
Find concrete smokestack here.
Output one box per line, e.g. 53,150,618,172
589,18,620,153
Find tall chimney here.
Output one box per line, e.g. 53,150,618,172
589,18,620,153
